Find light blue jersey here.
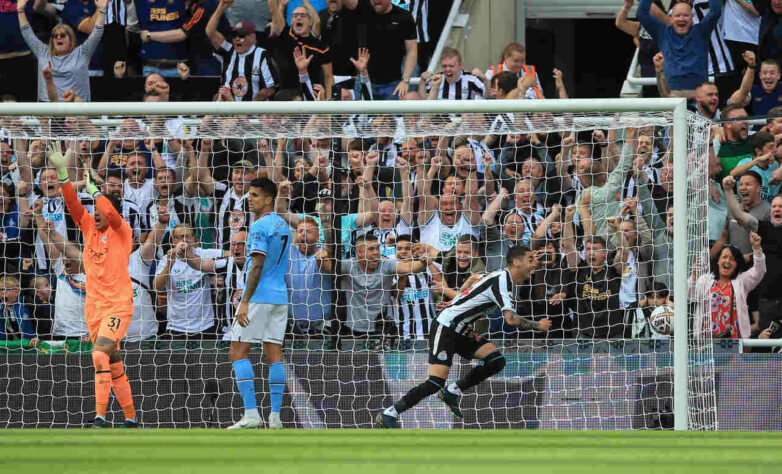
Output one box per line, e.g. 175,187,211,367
247,212,291,305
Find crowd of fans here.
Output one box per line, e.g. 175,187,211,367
0,0,781,350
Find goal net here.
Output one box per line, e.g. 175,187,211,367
0,100,714,429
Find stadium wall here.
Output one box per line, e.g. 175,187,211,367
1,348,779,430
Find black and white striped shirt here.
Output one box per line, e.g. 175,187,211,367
106,0,127,25
436,72,486,100
394,0,429,42
216,41,276,102
692,0,734,75
393,271,435,340
436,269,515,335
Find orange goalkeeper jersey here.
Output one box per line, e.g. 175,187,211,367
62,182,134,316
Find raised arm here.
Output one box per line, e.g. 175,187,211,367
729,51,756,107
269,0,286,37
533,204,561,248
47,144,89,225
196,139,216,196
397,156,413,227
616,0,641,36
653,53,671,98
482,189,508,226
140,219,168,264
702,0,723,34
302,0,320,36
561,205,580,269
206,0,231,51
637,0,666,38
462,171,481,226
79,0,107,59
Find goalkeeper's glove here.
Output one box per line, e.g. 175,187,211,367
84,169,100,198
45,144,69,181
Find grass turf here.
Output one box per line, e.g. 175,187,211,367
1,429,780,474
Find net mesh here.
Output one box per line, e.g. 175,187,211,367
0,107,713,429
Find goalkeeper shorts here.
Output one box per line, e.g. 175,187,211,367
86,306,132,345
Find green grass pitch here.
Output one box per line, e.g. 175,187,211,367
1,430,780,473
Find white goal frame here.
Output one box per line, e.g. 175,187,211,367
0,97,693,430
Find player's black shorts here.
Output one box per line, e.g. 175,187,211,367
428,321,491,366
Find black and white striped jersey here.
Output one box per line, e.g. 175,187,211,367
393,0,429,42
392,271,435,340
216,42,276,102
436,72,486,100
692,0,734,75
436,268,515,335
107,0,127,25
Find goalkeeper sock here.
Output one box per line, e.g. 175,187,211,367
393,376,445,415
269,362,285,414
231,359,259,418
110,361,136,421
92,351,112,418
456,352,506,392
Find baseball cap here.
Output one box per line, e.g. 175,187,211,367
232,21,256,36
232,159,256,169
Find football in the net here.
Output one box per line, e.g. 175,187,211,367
649,305,674,336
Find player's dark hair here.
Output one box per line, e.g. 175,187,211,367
506,245,530,265
396,234,413,244
251,177,277,200
103,193,123,215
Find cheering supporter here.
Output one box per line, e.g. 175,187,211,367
139,0,228,76
728,52,782,116
692,231,765,340
421,48,486,101
484,42,543,99
390,235,436,341
729,131,780,204
18,0,107,101
318,0,359,77
287,217,333,336
694,81,720,120
723,174,770,255
429,235,486,304
317,232,429,340
717,105,752,176
153,223,224,339
269,0,333,99
136,0,187,78
207,0,277,102
344,0,417,100
638,0,722,97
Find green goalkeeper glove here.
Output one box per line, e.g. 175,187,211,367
84,169,100,197
45,144,69,181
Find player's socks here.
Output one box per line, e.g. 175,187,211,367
110,361,137,421
269,362,285,414
392,375,446,414
456,351,506,391
92,351,112,417
232,359,259,418
446,382,462,396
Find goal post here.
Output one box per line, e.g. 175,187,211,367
0,97,710,430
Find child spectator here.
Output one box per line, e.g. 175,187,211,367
0,274,38,348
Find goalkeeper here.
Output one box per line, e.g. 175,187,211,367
47,145,137,428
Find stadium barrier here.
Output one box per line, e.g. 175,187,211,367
2,343,778,430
